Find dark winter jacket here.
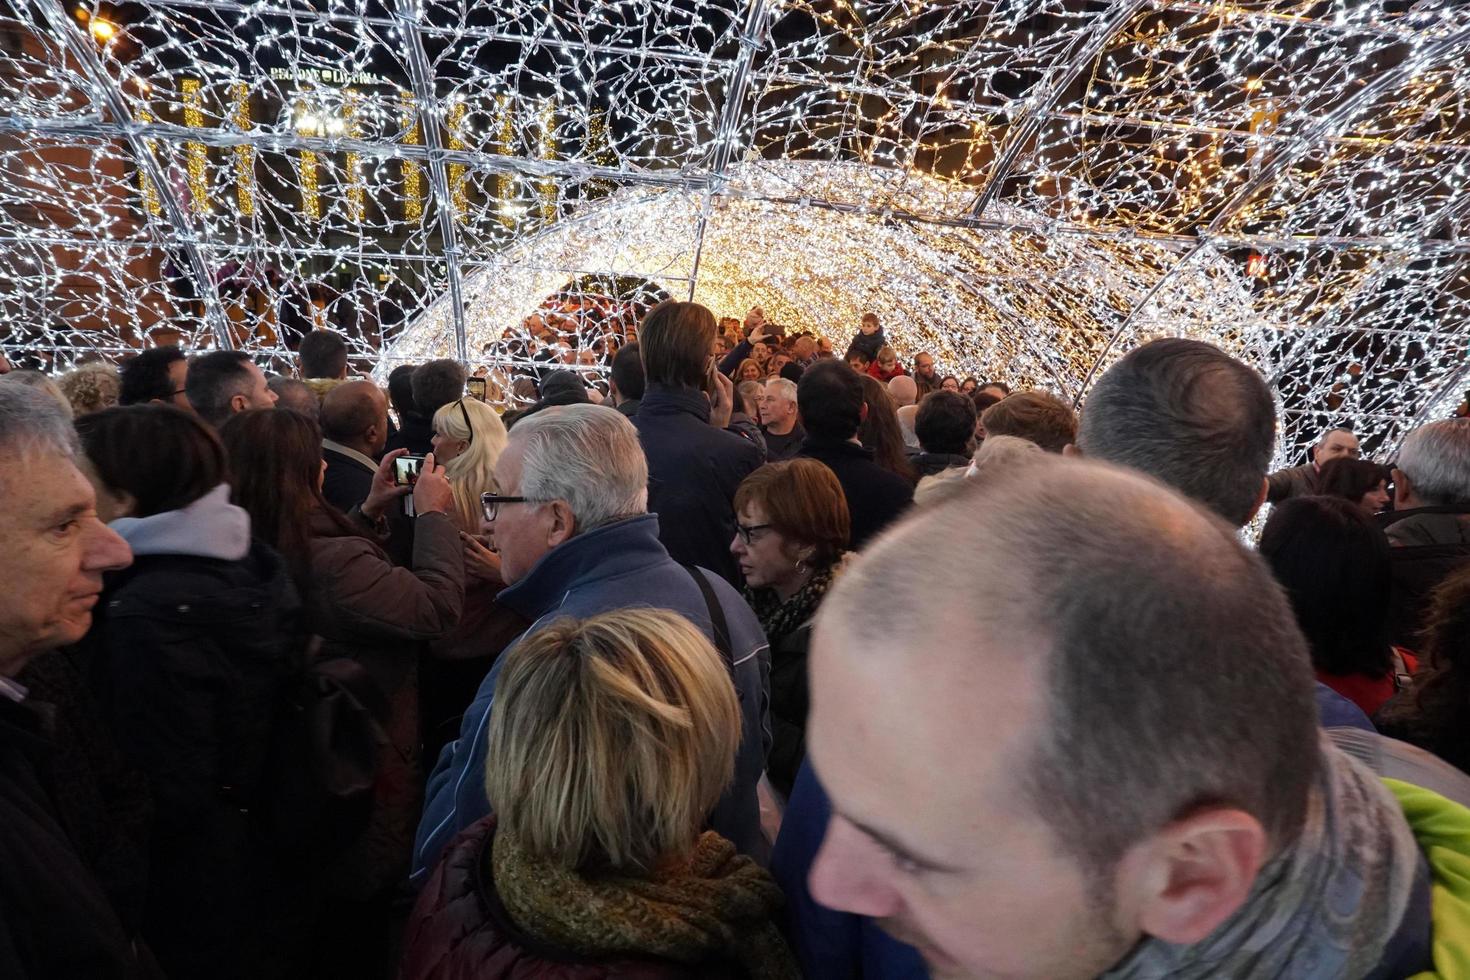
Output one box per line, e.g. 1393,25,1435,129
767,622,812,800
844,329,886,363
321,440,378,514
94,486,300,979
1381,506,1470,649
402,816,748,980
799,437,914,550
727,412,768,458
633,384,764,585
306,506,466,899
762,424,805,462
414,514,770,881
0,696,154,980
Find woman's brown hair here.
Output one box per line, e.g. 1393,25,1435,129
857,373,917,483
220,408,357,587
734,458,850,567
639,301,717,389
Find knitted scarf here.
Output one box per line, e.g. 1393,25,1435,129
493,829,800,980
1103,737,1421,979
744,560,841,647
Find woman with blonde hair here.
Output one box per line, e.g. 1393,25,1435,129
430,396,509,534
402,609,798,980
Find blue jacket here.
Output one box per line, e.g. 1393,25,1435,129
412,514,771,880
633,384,764,585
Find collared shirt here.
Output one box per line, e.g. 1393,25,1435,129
0,674,29,704
322,438,378,474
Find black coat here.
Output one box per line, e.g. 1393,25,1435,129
767,622,812,800
384,411,434,457
1381,506,1470,649
0,696,153,979
799,437,914,550
763,424,805,462
633,384,764,585
91,542,300,980
911,451,970,478
322,445,376,514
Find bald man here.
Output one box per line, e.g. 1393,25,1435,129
804,456,1463,979
887,373,918,408
321,379,390,513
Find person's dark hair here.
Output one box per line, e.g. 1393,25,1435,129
778,361,804,385
298,329,348,379
639,301,716,389
735,459,850,567
857,374,916,483
1259,495,1393,678
971,388,1004,418
1317,457,1392,509
75,405,226,517
826,456,1319,888
980,390,1077,454
268,375,318,419
1076,338,1275,528
799,360,865,442
979,380,1011,396
611,342,646,402
220,408,357,587
185,350,256,428
387,364,418,417
117,346,186,406
916,391,977,457
1377,564,1470,772
412,358,467,417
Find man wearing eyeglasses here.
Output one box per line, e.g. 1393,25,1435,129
414,404,772,880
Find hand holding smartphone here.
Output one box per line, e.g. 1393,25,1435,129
395,454,425,517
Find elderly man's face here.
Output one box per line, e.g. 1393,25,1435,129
1314,430,1360,468
760,385,797,426
808,615,1134,980
0,452,132,675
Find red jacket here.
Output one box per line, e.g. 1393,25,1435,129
400,817,747,980
866,363,908,383
1317,648,1419,719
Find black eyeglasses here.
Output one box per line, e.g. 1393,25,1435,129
457,398,474,446
480,492,538,521
734,522,773,545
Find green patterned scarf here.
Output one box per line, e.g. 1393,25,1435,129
493,827,800,979
744,560,842,646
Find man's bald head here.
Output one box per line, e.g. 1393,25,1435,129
812,456,1318,877
321,380,389,455
887,374,917,408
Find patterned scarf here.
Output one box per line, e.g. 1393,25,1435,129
744,559,844,647
1103,737,1421,979
493,828,800,980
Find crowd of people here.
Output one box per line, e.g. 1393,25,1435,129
4,305,1470,980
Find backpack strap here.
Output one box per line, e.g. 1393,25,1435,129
681,564,734,676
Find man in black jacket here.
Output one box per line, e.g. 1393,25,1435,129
633,301,763,584
0,385,145,979
798,360,914,549
321,380,391,512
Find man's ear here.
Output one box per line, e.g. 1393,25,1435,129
545,500,578,549
1062,443,1080,458
1244,477,1269,524
230,392,249,415
1123,808,1267,947
1392,468,1413,507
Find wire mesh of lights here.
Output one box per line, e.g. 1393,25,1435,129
1,0,1468,458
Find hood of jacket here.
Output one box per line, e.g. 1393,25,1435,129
497,514,669,623
109,483,251,561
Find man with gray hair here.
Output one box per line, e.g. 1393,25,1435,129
413,404,771,877
1382,418,1470,645
806,456,1467,979
0,385,145,977
760,376,805,461
1267,426,1361,503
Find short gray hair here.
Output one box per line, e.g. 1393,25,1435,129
764,377,797,404
512,404,648,532
0,384,77,460
1397,419,1470,506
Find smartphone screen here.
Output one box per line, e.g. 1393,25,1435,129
394,454,424,487
466,377,487,402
